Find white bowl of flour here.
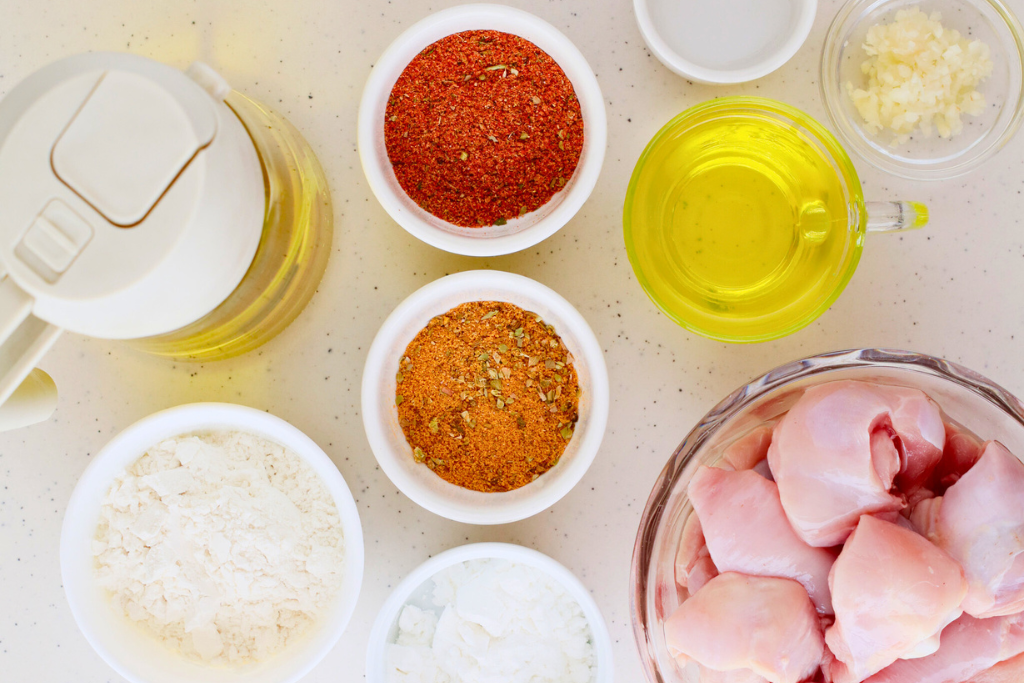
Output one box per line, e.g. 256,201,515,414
366,542,613,683
60,403,364,683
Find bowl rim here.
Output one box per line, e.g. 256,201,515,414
59,402,365,683
819,0,1024,181
622,96,866,344
360,269,610,524
356,3,607,256
632,0,817,83
364,541,614,683
628,347,1024,683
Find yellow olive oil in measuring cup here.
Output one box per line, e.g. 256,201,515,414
624,97,926,342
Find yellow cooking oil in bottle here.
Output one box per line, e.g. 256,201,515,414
0,54,336,428
624,99,868,342
131,91,333,361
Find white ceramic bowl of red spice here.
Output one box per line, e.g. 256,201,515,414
357,4,607,257
360,270,610,524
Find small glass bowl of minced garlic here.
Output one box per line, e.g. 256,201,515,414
821,0,1024,180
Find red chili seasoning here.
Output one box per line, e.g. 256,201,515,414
384,30,585,228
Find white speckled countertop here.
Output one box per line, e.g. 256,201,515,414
2,0,1023,680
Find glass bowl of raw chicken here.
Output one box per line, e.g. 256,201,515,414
631,348,1024,683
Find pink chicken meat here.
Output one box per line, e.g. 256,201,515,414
768,381,944,547
886,385,947,491
664,572,824,683
688,465,836,614
931,420,985,492
932,441,1024,618
720,425,774,473
864,612,1024,683
697,665,770,683
675,512,719,595
966,652,1024,683
825,515,967,683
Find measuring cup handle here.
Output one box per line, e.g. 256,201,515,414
864,201,929,233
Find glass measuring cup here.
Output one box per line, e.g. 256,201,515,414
623,97,927,343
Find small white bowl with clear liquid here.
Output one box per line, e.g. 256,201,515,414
634,0,817,83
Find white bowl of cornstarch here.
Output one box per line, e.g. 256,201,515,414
60,403,364,683
366,542,613,683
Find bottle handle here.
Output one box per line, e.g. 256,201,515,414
0,273,62,430
0,369,58,431
186,62,231,102
864,201,930,234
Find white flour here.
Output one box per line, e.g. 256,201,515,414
387,558,596,683
93,431,345,665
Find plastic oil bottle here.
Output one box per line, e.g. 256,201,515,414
0,53,333,428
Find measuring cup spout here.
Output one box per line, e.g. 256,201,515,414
864,201,929,233
0,274,62,430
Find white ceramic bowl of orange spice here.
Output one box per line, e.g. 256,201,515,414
361,270,609,524
357,4,607,257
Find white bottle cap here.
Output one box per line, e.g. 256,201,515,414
0,52,264,339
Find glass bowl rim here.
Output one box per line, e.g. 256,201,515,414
628,346,1024,683
819,0,1024,181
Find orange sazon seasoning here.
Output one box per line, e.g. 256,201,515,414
384,30,584,228
395,301,581,493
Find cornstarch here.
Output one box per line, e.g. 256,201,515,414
93,431,345,665
387,558,596,683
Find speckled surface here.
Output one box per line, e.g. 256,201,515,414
1,0,1023,680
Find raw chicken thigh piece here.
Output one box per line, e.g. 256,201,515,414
819,647,838,683
676,513,709,589
688,466,836,614
903,479,937,511
885,385,945,491
721,425,774,472
908,495,943,540
697,664,770,683
675,512,719,596
825,515,967,683
966,652,1024,683
934,441,1024,618
688,555,719,595
864,612,1024,683
664,573,824,683
769,381,944,547
931,420,985,492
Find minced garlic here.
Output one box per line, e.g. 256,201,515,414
846,8,993,145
